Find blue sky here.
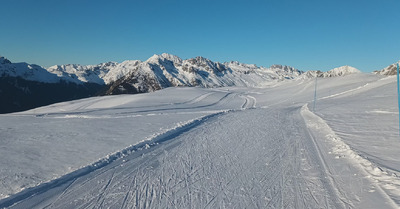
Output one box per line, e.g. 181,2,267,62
1,0,399,72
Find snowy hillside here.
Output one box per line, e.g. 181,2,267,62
1,73,400,208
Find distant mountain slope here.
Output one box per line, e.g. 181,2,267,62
374,62,399,76
0,57,61,83
0,57,105,113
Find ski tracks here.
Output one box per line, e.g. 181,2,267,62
5,105,364,209
239,94,256,109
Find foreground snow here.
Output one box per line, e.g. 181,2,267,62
1,73,400,208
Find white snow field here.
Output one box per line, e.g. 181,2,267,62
1,73,400,208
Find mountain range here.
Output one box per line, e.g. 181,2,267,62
1,53,392,113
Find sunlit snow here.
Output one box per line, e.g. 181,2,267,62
1,73,400,208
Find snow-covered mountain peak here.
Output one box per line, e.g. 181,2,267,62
160,53,183,63
269,65,303,78
270,64,297,71
146,54,162,63
325,65,361,77
117,60,141,68
145,53,181,66
331,65,360,72
185,56,215,68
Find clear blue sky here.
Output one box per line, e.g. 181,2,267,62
1,0,399,72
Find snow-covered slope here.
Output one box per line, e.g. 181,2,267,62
374,62,399,76
2,73,400,208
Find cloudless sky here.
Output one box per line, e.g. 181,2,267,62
0,0,399,72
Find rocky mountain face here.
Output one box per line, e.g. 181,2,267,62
374,62,399,76
0,54,365,113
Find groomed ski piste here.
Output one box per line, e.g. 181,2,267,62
1,73,400,208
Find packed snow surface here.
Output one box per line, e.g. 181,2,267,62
1,73,400,208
